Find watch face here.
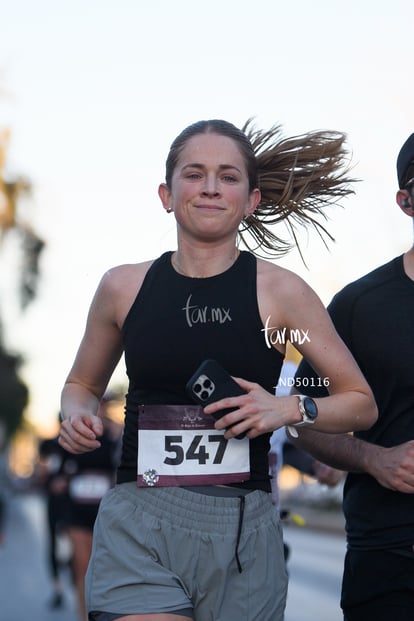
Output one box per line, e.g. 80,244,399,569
303,397,318,421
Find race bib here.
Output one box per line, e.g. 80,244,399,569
137,404,250,487
68,472,112,503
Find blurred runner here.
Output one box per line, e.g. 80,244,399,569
36,432,70,609
62,394,122,621
36,393,122,620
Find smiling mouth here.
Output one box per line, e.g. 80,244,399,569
195,204,224,210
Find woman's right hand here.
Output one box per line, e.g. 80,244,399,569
59,413,104,454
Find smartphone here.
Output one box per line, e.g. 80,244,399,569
185,359,247,439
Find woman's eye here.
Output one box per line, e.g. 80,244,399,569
222,175,237,183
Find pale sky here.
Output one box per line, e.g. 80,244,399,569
1,0,413,433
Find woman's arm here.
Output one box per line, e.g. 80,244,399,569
208,265,377,439
59,269,125,454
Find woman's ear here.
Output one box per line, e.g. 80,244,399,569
245,188,261,217
158,183,172,213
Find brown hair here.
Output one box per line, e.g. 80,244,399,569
165,119,356,259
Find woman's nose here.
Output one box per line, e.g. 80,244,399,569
201,175,220,196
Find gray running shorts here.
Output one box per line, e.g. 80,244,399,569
86,482,288,621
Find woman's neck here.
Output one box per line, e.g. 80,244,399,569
171,246,240,278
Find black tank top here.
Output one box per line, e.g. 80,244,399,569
117,250,284,491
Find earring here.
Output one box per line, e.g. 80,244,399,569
166,208,173,213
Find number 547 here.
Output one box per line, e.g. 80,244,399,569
164,434,228,466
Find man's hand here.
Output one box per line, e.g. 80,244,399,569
368,441,414,493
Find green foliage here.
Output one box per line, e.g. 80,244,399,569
0,346,28,441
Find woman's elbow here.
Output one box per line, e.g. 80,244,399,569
355,392,378,430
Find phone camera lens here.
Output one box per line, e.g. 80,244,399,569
202,379,212,389
200,390,209,400
193,383,202,394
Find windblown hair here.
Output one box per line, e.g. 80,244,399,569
165,119,356,259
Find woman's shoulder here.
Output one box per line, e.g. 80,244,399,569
255,257,326,336
91,259,156,325
256,257,312,295
99,259,155,293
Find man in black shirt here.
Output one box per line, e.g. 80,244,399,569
292,133,414,621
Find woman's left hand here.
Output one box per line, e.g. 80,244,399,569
204,377,297,439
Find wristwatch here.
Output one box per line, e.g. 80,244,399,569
287,394,318,438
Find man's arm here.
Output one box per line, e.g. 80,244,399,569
289,283,414,494
289,427,414,493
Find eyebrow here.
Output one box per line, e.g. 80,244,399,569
181,163,243,174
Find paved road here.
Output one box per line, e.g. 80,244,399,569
0,492,346,621
284,524,346,621
0,492,78,621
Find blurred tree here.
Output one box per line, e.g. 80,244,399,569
0,85,45,442
1,128,45,309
